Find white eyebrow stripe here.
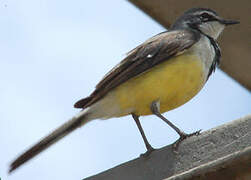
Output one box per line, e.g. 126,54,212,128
194,11,217,17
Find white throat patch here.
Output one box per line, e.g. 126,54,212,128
199,21,225,39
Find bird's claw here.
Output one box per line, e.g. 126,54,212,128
173,129,202,152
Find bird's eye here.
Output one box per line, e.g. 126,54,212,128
200,13,212,21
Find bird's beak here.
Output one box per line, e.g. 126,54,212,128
219,18,240,25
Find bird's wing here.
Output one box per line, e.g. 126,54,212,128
74,30,200,108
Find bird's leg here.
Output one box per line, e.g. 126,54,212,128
132,113,155,156
150,101,201,151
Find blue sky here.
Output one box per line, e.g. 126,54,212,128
0,1,250,180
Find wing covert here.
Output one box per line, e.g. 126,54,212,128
74,30,200,108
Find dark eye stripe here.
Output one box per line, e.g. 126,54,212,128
199,12,217,22
201,13,211,19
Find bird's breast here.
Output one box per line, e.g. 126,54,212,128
188,35,215,76
111,53,207,116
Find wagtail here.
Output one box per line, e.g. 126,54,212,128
9,8,239,173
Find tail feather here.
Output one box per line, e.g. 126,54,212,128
74,96,92,109
9,111,87,173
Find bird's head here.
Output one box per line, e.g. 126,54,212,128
172,8,239,39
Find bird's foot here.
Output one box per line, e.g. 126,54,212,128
140,146,155,157
173,129,202,152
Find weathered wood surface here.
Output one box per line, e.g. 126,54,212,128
84,115,251,180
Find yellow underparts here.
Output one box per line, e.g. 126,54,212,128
113,54,206,116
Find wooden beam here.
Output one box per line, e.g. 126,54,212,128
84,115,251,180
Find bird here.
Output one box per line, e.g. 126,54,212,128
9,7,239,173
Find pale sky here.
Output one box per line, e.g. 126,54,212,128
0,1,250,180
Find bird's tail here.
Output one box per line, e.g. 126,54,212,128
9,110,89,173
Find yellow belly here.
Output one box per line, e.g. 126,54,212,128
113,54,206,116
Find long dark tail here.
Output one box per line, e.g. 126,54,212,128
9,111,88,173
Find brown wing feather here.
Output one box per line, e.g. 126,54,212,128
74,30,200,109
95,31,173,90
74,97,92,108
